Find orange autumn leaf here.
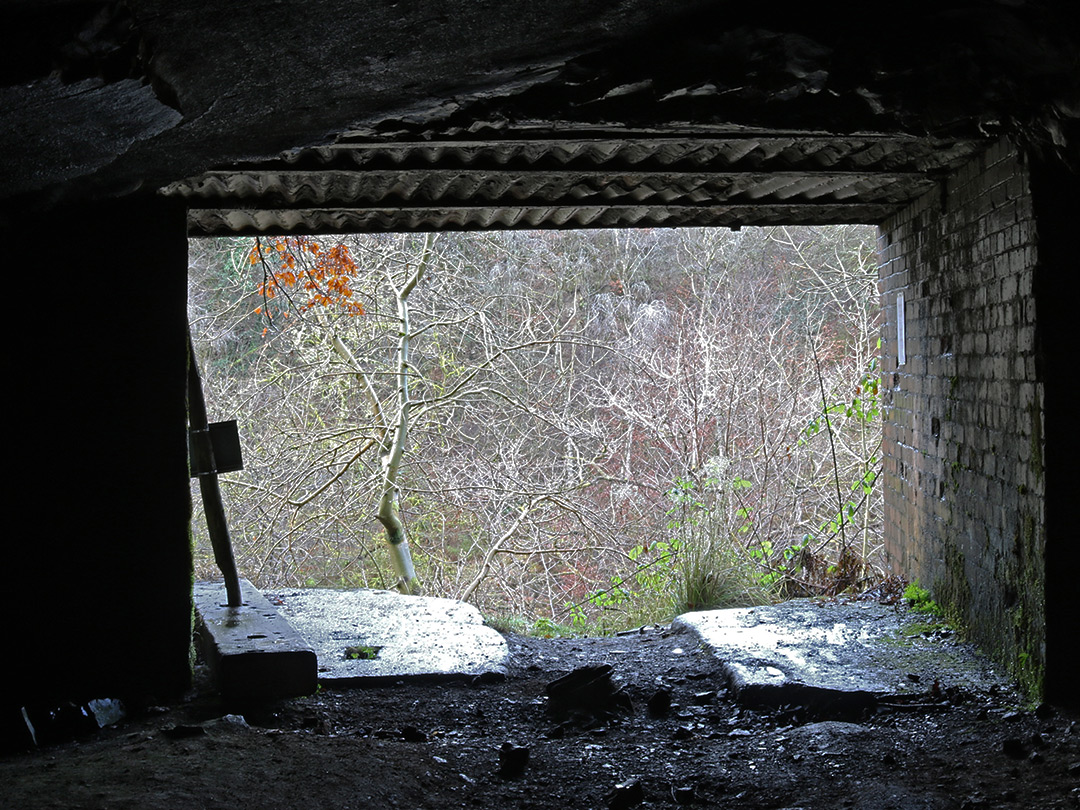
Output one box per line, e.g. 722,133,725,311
250,236,366,330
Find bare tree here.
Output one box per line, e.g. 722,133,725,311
187,225,882,628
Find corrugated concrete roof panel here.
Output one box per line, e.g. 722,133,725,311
185,202,901,236
166,133,985,235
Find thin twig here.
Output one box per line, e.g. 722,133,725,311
809,328,847,554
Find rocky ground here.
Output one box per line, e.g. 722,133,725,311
2,625,1078,809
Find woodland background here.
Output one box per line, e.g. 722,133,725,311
187,225,883,634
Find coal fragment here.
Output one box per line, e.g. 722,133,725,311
1002,738,1027,759
546,665,632,724
672,785,697,804
545,724,567,739
606,778,644,809
21,702,99,745
647,688,673,717
86,698,126,728
401,725,426,742
498,742,529,778
1034,703,1055,720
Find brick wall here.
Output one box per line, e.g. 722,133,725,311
878,138,1045,693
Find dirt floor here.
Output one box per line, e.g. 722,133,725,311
2,624,1078,810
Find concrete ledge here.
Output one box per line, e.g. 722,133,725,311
194,580,318,702
268,588,509,684
673,599,1010,713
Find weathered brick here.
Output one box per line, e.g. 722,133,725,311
879,137,1044,691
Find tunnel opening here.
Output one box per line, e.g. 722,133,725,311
187,224,884,634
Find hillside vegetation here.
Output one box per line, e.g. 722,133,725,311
188,225,883,633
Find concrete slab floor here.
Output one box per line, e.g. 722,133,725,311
266,588,510,685
196,584,1016,714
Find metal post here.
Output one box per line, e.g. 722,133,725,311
187,327,243,607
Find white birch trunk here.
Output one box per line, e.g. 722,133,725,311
376,233,437,594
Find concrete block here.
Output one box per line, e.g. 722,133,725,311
194,580,318,703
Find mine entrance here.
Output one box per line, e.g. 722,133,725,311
187,224,882,633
